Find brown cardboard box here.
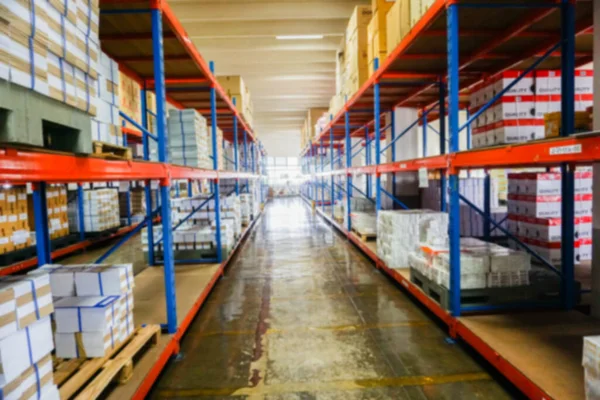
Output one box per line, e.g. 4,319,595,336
372,0,397,12
307,108,328,140
386,0,411,52
411,0,436,28
346,6,372,40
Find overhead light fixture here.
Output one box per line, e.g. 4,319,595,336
275,35,324,40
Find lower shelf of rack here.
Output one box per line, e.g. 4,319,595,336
460,311,600,400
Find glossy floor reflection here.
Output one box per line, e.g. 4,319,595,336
150,198,512,399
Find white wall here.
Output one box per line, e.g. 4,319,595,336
261,131,301,157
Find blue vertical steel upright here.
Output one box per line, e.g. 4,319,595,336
365,126,371,198
330,116,334,218
313,146,318,206
320,137,324,211
141,83,154,266
209,61,223,264
33,183,51,266
484,172,491,240
345,110,352,232
390,109,396,195
77,184,85,241
233,98,240,195
125,186,132,226
560,0,575,310
446,4,461,317
422,110,428,157
373,58,381,213
243,129,249,192
251,142,255,174
439,80,447,212
152,7,177,334
465,109,472,150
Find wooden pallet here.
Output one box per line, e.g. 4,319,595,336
54,325,161,400
351,228,376,242
92,141,132,160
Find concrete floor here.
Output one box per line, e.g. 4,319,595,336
137,197,513,399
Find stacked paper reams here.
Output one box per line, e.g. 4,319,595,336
0,273,58,399
92,51,122,146
167,109,211,169
68,188,120,233
33,264,134,358
506,170,592,265
350,212,377,235
377,210,447,269
343,197,375,232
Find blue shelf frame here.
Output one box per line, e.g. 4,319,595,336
302,1,577,318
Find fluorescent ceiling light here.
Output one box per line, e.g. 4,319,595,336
276,35,324,40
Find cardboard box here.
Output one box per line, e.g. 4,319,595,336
75,264,134,296
371,0,395,12
386,0,411,52
346,6,372,40
544,111,590,138
54,296,121,333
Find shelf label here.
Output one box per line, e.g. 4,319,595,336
549,144,582,156
418,167,429,188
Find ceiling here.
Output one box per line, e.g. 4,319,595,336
170,0,369,156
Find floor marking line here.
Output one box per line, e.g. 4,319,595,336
155,372,492,397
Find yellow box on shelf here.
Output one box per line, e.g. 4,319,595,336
543,111,591,138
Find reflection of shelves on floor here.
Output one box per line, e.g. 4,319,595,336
460,311,600,400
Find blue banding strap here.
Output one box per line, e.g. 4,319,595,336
33,363,41,399
97,272,104,295
25,326,34,365
77,307,83,332
26,279,40,319
96,295,119,307
60,14,66,59
124,267,131,291
110,303,115,348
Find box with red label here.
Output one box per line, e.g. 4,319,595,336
535,70,562,95
507,173,525,194
507,215,520,236
575,171,593,194
492,71,535,97
575,93,593,112
575,193,593,216
472,125,491,148
489,119,544,146
524,237,562,265
521,216,561,242
577,238,592,262
576,216,592,240
575,70,593,95
534,94,561,119
490,95,536,122
509,194,561,218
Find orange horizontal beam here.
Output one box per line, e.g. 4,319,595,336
100,32,177,41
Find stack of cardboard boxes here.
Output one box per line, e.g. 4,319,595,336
167,109,212,169
386,0,435,54
32,186,70,240
0,186,31,254
217,75,254,129
119,71,142,132
343,6,372,97
368,0,395,75
506,171,592,265
34,264,135,358
0,273,58,399
68,188,120,233
300,108,329,149
470,69,593,148
92,52,122,147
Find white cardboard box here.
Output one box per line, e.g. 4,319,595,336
75,264,134,296
54,296,120,333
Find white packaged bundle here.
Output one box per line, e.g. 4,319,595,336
487,270,529,288
54,295,120,333
350,212,377,234
0,316,53,383
0,274,54,332
74,264,134,296
489,249,531,273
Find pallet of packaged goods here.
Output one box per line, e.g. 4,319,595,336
91,140,133,160
67,188,120,236
27,185,70,240
470,69,593,149
92,52,124,148
217,75,253,128
0,0,104,153
506,170,592,265
0,273,59,399
167,109,211,169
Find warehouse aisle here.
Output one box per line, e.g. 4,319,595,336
147,197,512,399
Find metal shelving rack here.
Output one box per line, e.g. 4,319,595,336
0,1,266,398
301,1,596,398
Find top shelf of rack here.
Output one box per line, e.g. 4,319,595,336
99,1,256,143
305,0,594,152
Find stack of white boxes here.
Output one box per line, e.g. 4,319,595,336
209,126,224,170
377,210,448,269
35,264,135,358
0,273,58,399
343,197,375,233
68,188,120,233
92,51,122,146
2,0,100,114
221,194,242,238
167,109,211,169
240,194,252,226
350,212,377,235
470,69,593,148
506,170,592,265
583,335,600,399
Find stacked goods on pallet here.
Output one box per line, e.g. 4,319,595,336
92,51,122,147
350,212,377,236
409,237,531,290
2,0,99,112
367,0,395,75
377,210,448,269
240,194,252,226
421,177,508,237
68,188,120,233
470,69,593,148
342,197,375,233
583,335,600,399
387,0,436,52
0,273,58,398
506,171,592,265
217,75,254,128
45,186,69,240
34,264,135,358
167,109,211,169
343,6,371,98
0,186,31,254
119,71,141,132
